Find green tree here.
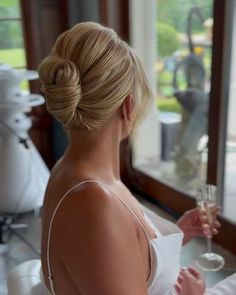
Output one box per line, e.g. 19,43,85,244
0,0,18,8
157,0,213,33
157,0,181,29
157,22,179,57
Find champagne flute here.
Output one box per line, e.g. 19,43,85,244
196,184,225,271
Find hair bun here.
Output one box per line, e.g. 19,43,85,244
39,55,80,87
38,55,82,128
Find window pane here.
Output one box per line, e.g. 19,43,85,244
0,20,26,68
133,0,213,195
0,0,21,18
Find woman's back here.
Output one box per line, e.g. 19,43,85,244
41,161,184,295
41,158,160,294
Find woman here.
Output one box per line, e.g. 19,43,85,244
39,22,225,295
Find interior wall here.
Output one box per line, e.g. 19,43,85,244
69,0,100,26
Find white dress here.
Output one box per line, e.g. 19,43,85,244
42,180,236,295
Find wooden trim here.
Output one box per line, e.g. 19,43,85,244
58,0,70,31
207,0,232,213
99,0,130,42
207,0,232,193
119,0,130,42
99,0,108,26
20,0,41,73
214,216,236,255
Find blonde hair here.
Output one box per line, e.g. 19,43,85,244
38,22,153,132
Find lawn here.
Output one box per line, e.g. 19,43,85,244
157,97,182,114
0,48,26,68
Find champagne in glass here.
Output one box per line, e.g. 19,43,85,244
198,200,217,228
196,184,225,271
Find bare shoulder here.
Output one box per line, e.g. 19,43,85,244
58,181,117,221
53,181,148,294
56,181,135,246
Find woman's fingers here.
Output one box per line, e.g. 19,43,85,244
187,267,202,279
180,269,195,281
198,207,220,220
174,282,181,294
214,220,221,228
174,272,184,295
212,228,218,235
202,223,211,237
177,274,183,285
198,207,221,237
202,221,220,236
183,223,220,237
199,211,207,222
180,267,201,278
201,218,221,227
178,268,206,295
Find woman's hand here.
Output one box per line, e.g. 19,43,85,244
177,207,221,245
175,267,206,295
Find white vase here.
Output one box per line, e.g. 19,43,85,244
0,64,49,213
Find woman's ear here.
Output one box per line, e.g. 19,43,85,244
122,94,135,121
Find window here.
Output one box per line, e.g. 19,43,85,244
132,0,213,195
0,0,28,89
130,0,236,253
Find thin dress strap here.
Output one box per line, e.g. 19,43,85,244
46,179,153,294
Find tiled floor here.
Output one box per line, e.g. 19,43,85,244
0,214,41,295
1,198,236,294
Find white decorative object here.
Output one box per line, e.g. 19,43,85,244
0,64,49,213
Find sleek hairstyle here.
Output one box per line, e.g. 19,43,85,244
38,22,153,132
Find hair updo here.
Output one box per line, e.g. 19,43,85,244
38,22,152,132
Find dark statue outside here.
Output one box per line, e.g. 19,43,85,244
172,7,210,188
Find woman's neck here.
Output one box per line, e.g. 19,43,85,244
63,127,122,183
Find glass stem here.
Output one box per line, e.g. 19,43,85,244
206,236,212,253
